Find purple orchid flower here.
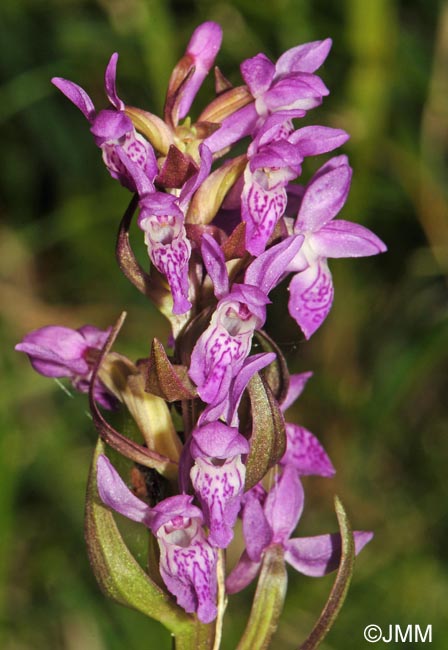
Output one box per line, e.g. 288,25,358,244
203,40,334,156
189,284,269,405
97,455,218,623
116,143,213,314
189,422,250,548
15,324,115,408
199,352,276,427
226,466,372,594
138,192,193,314
279,371,335,477
241,114,350,255
175,21,223,123
52,54,157,191
189,233,304,407
284,155,387,338
240,39,332,121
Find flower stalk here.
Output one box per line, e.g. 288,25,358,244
16,21,385,649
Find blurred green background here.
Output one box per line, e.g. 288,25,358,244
1,0,447,648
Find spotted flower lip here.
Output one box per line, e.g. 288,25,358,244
241,115,350,256
189,233,304,407
188,289,265,406
188,422,249,548
96,455,218,623
286,155,387,338
116,143,213,315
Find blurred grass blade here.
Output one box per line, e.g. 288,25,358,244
299,496,355,650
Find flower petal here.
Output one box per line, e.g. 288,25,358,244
289,126,349,157
109,142,156,193
51,77,95,121
201,233,229,300
281,424,335,477
311,220,387,258
104,52,125,110
177,22,223,120
242,180,287,255
148,494,203,533
243,489,273,561
281,371,313,411
226,352,276,425
241,53,276,97
90,109,133,144
78,325,111,349
245,234,304,294
191,422,249,458
284,530,373,577
225,550,262,594
288,260,334,339
203,103,258,154
157,519,217,623
275,39,332,75
148,234,192,315
15,326,89,377
191,456,246,548
295,159,352,232
263,75,328,114
264,466,304,543
96,455,150,524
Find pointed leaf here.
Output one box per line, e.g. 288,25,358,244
236,545,287,650
157,145,198,189
254,330,289,404
116,198,190,337
222,222,248,261
245,373,286,490
187,155,247,225
298,496,355,650
214,66,233,93
146,338,197,402
88,314,178,478
115,195,162,299
125,106,173,155
198,85,253,124
85,438,190,630
99,352,182,469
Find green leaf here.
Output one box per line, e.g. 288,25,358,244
145,338,197,402
89,314,179,478
115,195,152,296
254,330,290,405
85,438,190,630
244,373,286,490
86,439,216,650
236,545,287,650
298,496,356,650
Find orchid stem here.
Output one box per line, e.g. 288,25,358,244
212,549,227,650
